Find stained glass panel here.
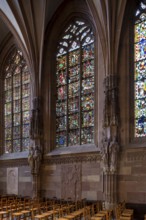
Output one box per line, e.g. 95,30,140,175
82,77,94,94
69,113,79,129
135,4,146,137
81,127,94,144
13,100,21,113
82,111,94,127
57,56,67,71
13,139,21,152
56,101,67,116
57,86,67,100
5,140,12,153
22,84,29,97
13,74,20,87
13,113,21,126
5,78,11,90
56,116,66,131
5,103,11,115
5,115,12,128
13,87,21,100
5,90,12,102
4,49,30,152
23,124,29,137
22,72,30,84
69,66,80,83
56,20,94,147
68,130,80,146
56,131,67,147
69,50,80,66
82,60,94,78
69,82,79,98
82,43,94,61
22,111,30,124
13,126,20,139
56,70,67,86
81,94,94,111
22,138,29,151
68,98,79,113
22,97,30,111
5,128,11,140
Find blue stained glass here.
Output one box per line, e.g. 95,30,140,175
134,6,146,137
56,20,94,147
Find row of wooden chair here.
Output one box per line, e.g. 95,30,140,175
114,201,134,220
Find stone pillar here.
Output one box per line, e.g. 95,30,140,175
101,75,119,209
28,97,43,198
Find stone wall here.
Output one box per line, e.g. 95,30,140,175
0,165,32,197
41,160,103,201
118,148,146,204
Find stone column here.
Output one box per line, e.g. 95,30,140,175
101,75,119,209
28,97,43,198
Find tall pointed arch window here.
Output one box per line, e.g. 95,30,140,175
134,1,146,137
56,19,95,147
4,48,30,153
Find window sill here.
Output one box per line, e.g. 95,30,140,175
46,144,99,157
0,151,28,161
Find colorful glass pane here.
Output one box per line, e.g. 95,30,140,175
13,139,21,152
56,20,94,147
69,66,80,83
5,90,12,102
13,74,20,87
5,78,11,90
56,101,67,116
22,138,29,151
81,127,94,144
82,111,94,127
57,86,67,100
5,115,12,128
81,93,94,111
13,126,20,139
13,113,21,126
5,103,11,115
82,43,94,61
13,100,21,113
22,83,29,97
56,116,66,131
135,60,146,81
69,113,79,129
69,50,80,66
68,98,79,113
82,60,94,78
56,131,67,147
134,5,146,137
22,97,30,111
82,77,94,94
68,130,80,146
4,49,30,153
13,87,21,100
23,124,30,137
5,140,12,153
69,82,79,98
5,128,11,140
23,111,30,124
22,72,30,84
56,70,67,86
57,56,67,71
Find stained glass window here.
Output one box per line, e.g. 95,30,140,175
56,20,94,147
4,48,30,153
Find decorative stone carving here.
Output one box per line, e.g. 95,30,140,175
30,97,43,139
61,163,81,201
7,168,18,195
109,137,119,173
28,97,43,198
